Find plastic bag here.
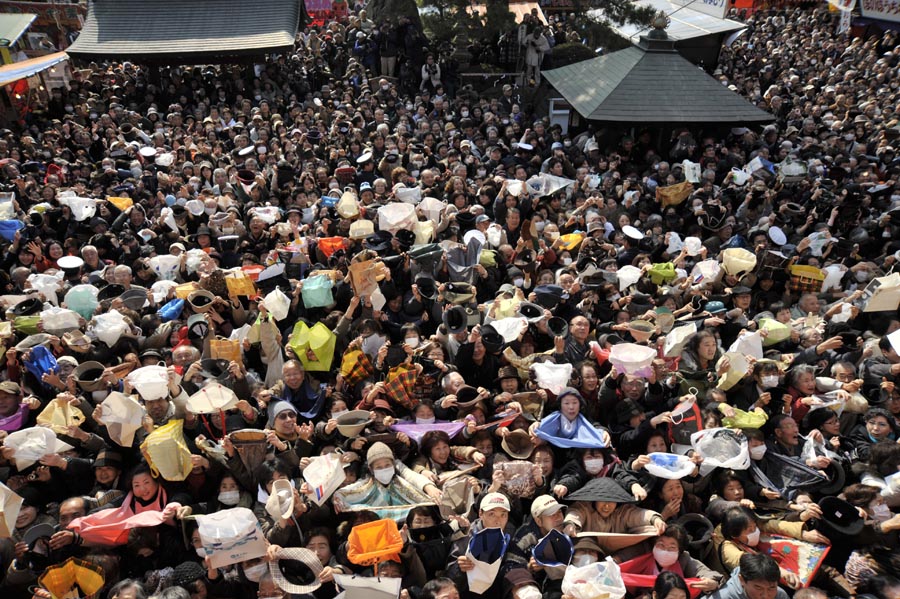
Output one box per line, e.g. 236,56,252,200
617,265,643,291
608,343,656,377
263,288,290,321
210,338,241,362
4,427,74,470
495,460,537,497
288,321,337,372
378,202,417,234
722,408,768,430
531,362,574,395
29,272,64,306
37,397,86,435
196,507,267,568
140,419,192,481
692,428,750,475
39,307,80,333
225,273,256,297
644,452,696,479
347,519,404,566
157,298,184,322
303,453,345,506
149,255,181,281
691,259,720,285
127,365,170,401
301,274,333,309
336,192,360,218
98,392,146,447
184,249,207,275
92,310,129,346
561,557,627,599
65,285,99,320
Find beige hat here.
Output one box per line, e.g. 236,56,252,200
366,442,394,467
336,410,371,437
265,479,295,521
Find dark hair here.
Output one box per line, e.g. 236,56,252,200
306,527,335,552
721,506,755,541
653,571,689,599
843,483,882,507
420,430,452,460
660,524,689,553
868,441,900,477
422,578,457,599
739,553,781,583
712,470,743,496
253,458,294,490
865,407,894,424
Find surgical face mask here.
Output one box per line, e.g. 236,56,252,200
461,110,469,117
405,336,420,349
745,528,760,547
584,458,604,475
535,221,546,232
872,503,892,522
332,409,348,420
750,445,767,461
205,206,217,215
218,490,240,506
373,466,395,485
513,277,525,288
573,554,596,567
382,84,390,91
562,257,573,266
361,333,386,357
653,548,680,567
761,375,779,388
416,417,436,425
244,563,268,582
196,547,207,559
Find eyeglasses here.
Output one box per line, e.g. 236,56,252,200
277,412,297,420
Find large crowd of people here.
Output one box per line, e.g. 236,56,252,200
0,5,898,599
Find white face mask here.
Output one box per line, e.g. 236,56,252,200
244,563,268,582
218,490,240,506
373,466,395,485
535,221,546,232
750,445,767,461
573,554,596,567
416,417,436,424
872,503,892,522
513,277,525,288
361,333,386,356
761,375,779,388
196,547,207,559
405,337,420,349
745,528,760,547
517,585,542,599
584,458,604,475
653,547,680,567
562,257,573,266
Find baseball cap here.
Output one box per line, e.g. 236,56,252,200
480,492,511,512
530,495,565,520
0,381,21,395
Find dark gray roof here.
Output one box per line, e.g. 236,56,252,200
543,35,774,124
68,0,299,63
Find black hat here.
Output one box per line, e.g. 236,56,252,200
97,284,125,302
94,449,123,469
616,398,643,424
172,561,207,587
456,385,481,407
547,316,568,338
533,285,567,309
481,325,505,353
517,301,544,323
455,212,477,232
816,496,863,536
200,358,232,381
566,477,636,503
414,274,438,300
11,297,42,317
443,305,468,334
395,229,416,250
366,230,392,253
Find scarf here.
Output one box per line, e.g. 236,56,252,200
0,403,29,432
282,381,326,420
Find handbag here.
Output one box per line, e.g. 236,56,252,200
210,338,241,362
140,419,193,481
225,273,256,297
196,507,268,568
788,264,826,294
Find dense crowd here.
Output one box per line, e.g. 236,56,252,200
0,5,899,599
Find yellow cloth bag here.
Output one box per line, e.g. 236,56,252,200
175,282,199,300
37,397,86,435
288,321,337,372
225,273,257,297
210,338,242,362
140,419,193,481
107,196,134,211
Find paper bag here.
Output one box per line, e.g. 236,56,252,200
348,260,379,298
37,397,86,435
210,338,241,362
225,273,256,297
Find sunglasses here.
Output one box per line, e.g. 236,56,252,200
277,412,297,420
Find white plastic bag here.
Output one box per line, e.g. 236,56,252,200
531,362,574,395
691,428,750,475
667,232,684,254
127,365,170,401
99,392,146,447
40,307,80,333
92,309,129,346
184,249,208,275
378,202,418,234
149,255,181,281
60,195,97,221
691,259,721,284
151,280,179,303
617,265,643,292
4,427,74,470
644,452,696,479
608,343,656,377
250,206,280,224
561,557,626,599
731,167,751,186
28,272,64,306
196,507,267,569
263,288,290,321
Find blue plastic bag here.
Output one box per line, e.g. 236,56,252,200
158,298,185,322
0,220,24,242
24,344,58,384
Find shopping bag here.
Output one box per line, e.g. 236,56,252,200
303,453,345,506
98,392,146,447
691,427,750,475
466,527,510,593
39,307,80,332
288,321,337,372
127,365,169,401
175,282,199,300
263,288,290,321
347,518,404,566
608,343,656,377
196,507,268,569
378,202,417,234
140,419,193,481
225,272,256,297
644,453,696,480
340,349,374,387
149,255,181,281
210,338,241,362
348,259,379,297
669,396,703,446
561,557,627,599
788,265,826,294
36,397,86,435
157,298,184,322
301,274,333,308
92,310,128,346
723,408,768,430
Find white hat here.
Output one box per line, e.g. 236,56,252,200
356,151,373,164
57,256,84,270
480,492,511,512
139,146,157,158
768,226,787,246
186,199,205,216
265,479,295,521
622,225,644,241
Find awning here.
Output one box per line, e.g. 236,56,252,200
68,0,300,63
468,1,546,24
590,0,744,42
0,51,68,88
0,13,37,47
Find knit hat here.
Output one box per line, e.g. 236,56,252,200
171,561,206,587
366,442,394,467
267,400,296,427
